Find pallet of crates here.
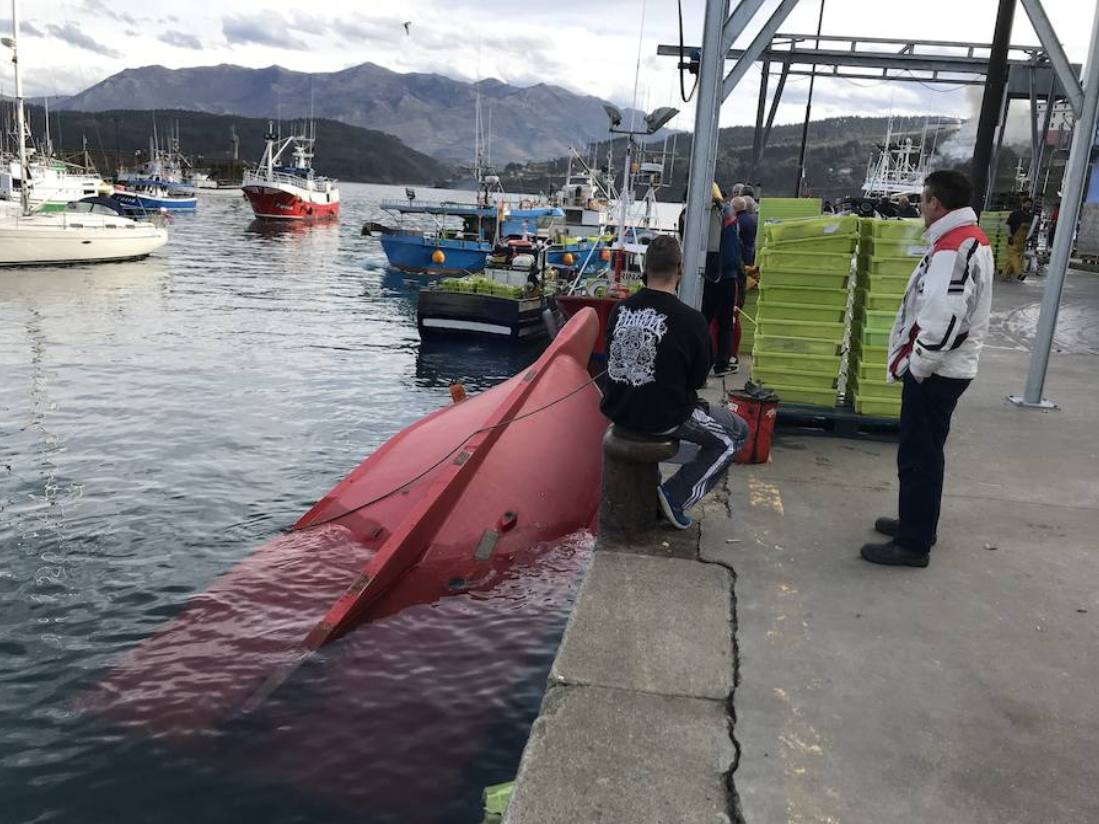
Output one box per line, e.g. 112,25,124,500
848,218,926,418
751,215,858,408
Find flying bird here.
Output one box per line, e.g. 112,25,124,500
403,21,412,35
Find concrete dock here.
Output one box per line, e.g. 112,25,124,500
506,271,1099,823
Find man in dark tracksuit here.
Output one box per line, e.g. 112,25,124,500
602,235,748,530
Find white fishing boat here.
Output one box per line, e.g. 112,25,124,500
0,156,107,211
0,1,167,267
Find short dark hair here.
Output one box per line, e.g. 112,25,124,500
924,170,973,211
644,234,682,281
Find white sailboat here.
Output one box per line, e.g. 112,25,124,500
0,1,167,267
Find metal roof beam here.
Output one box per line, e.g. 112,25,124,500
658,43,1043,76
1019,0,1085,114
721,0,801,101
721,0,769,55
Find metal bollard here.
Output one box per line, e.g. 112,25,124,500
599,424,679,543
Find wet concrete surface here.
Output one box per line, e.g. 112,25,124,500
715,269,1099,822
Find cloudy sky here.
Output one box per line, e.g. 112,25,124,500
3,0,1092,132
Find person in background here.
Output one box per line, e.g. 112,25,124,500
1003,198,1034,281
876,196,897,218
731,195,757,362
701,184,742,376
741,186,759,213
861,170,994,568
601,235,749,530
822,199,835,214
897,195,920,218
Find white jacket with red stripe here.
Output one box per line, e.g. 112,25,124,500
887,207,994,382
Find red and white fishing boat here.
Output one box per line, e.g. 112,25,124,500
242,125,340,221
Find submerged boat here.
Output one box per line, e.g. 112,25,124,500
242,125,340,221
85,308,605,731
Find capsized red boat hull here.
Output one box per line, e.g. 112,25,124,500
555,294,621,360
85,308,606,732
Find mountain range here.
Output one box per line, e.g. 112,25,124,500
60,63,657,165
21,104,449,185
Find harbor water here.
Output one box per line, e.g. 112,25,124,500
0,183,593,823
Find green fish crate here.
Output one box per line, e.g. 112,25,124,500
858,218,926,241
851,320,891,347
758,283,849,307
856,306,897,332
754,334,845,357
757,317,846,342
753,382,840,408
753,350,842,375
760,248,854,275
854,287,903,312
856,270,909,294
869,238,928,259
765,233,860,253
863,255,918,276
763,214,859,244
851,394,902,418
757,301,848,323
753,365,839,390
760,268,851,290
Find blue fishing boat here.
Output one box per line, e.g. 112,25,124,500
111,180,198,213
371,197,498,275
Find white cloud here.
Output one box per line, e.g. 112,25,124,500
2,0,1086,140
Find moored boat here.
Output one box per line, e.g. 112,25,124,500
111,179,198,213
242,126,339,221
0,2,168,267
84,308,606,730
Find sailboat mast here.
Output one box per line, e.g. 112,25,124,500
10,0,29,215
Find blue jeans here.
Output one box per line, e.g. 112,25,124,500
662,402,748,512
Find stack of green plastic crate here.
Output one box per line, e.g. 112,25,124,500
978,210,1010,275
750,213,859,407
740,286,759,355
847,218,926,417
743,198,824,359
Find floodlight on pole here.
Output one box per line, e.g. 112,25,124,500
602,104,623,129
644,106,679,134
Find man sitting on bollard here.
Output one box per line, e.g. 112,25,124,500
600,234,748,530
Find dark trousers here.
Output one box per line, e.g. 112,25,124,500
702,277,737,367
663,402,749,512
896,372,971,552
732,279,746,357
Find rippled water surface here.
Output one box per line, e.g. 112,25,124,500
0,183,591,823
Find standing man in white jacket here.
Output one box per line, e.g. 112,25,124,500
861,170,994,568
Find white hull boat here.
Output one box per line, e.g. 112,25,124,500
0,210,168,267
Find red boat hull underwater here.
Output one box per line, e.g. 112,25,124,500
86,309,607,732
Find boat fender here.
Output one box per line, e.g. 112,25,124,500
541,307,559,340
497,511,518,533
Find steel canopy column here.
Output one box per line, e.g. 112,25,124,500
985,83,1012,209
971,0,1016,214
1028,66,1041,193
752,61,770,174
679,0,728,310
1012,1,1099,408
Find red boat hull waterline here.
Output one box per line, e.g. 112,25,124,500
243,185,340,221
86,308,606,732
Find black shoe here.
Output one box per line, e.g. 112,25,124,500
874,517,937,546
860,540,929,568
713,362,739,377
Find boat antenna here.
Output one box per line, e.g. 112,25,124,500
7,0,29,215
43,95,50,156
628,0,648,134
